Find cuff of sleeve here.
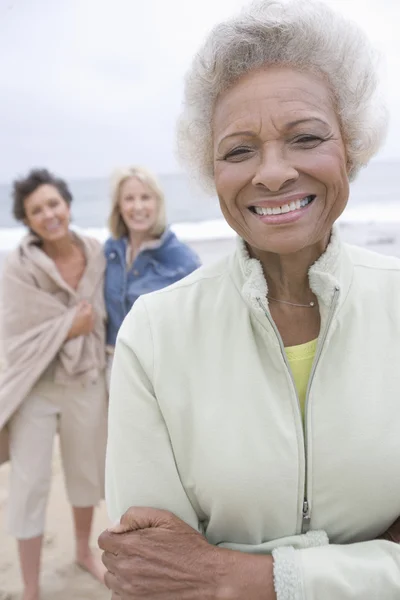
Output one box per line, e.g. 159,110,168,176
272,546,303,600
272,531,329,600
301,529,329,548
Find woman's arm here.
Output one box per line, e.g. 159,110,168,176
0,256,77,363
65,300,94,340
105,297,200,529
100,506,277,599
104,299,277,599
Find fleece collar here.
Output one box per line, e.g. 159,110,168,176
232,225,353,318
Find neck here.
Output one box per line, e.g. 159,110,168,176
251,236,330,303
42,232,76,259
128,230,155,257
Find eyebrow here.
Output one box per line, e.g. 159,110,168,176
285,117,329,129
218,117,329,147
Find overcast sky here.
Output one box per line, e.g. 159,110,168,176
0,0,398,183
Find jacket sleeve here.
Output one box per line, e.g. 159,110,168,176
272,538,400,600
105,297,200,531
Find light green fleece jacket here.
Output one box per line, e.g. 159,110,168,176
106,228,400,600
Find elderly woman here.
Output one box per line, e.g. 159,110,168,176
103,166,200,372
99,1,400,599
0,169,107,600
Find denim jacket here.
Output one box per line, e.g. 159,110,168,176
104,228,201,346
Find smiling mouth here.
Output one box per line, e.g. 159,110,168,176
249,195,316,216
45,221,62,231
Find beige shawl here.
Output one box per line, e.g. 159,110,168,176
0,232,106,464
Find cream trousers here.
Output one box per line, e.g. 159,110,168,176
6,374,108,540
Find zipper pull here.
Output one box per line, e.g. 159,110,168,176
302,499,311,533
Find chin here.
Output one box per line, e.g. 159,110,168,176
246,230,320,257
40,229,69,242
130,225,152,234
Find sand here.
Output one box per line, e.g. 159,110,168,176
0,220,399,598
0,440,110,599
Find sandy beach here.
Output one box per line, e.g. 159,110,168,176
0,220,400,598
0,440,110,599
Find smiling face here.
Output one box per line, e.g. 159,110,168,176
118,177,159,236
23,184,71,242
213,67,349,256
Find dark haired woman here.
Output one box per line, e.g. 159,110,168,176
0,169,107,599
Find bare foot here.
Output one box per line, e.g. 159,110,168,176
76,550,106,584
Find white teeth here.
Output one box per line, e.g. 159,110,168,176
46,221,60,231
253,196,314,217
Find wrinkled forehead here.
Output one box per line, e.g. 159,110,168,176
213,67,338,141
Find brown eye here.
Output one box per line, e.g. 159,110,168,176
294,135,323,147
224,146,253,161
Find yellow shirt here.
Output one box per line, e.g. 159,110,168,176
285,339,318,419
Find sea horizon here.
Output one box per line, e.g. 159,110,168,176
0,159,400,253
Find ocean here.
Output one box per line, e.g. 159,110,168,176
0,160,399,252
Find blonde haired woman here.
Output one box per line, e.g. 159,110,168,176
104,166,200,355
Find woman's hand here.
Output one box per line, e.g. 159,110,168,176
98,507,276,600
379,517,400,543
66,300,95,339
99,508,222,599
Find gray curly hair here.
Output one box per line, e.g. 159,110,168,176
177,0,388,193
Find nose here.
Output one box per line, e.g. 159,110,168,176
43,207,55,219
252,144,299,192
132,197,145,212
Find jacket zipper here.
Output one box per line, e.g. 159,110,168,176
257,285,340,534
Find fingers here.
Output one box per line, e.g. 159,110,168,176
77,299,89,308
102,550,118,572
107,522,131,534
107,507,154,534
109,506,177,534
98,529,118,552
104,570,123,595
379,516,400,543
77,299,93,312
98,528,135,555
387,517,400,543
77,301,95,326
99,507,186,554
